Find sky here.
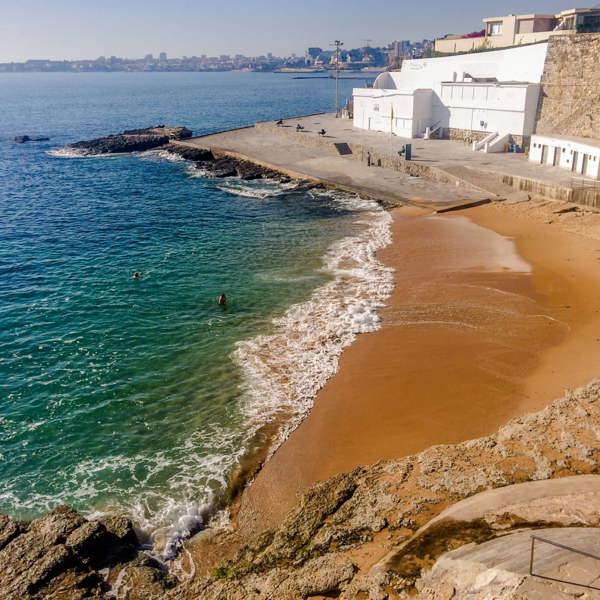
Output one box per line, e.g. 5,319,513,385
0,0,588,62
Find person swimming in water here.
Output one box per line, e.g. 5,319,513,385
217,293,227,306
132,271,141,280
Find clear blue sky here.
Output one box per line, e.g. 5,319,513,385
0,0,586,61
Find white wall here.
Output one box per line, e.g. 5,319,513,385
376,43,548,93
530,135,600,179
353,89,426,137
354,43,548,140
436,83,540,135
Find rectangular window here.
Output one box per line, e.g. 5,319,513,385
488,22,503,36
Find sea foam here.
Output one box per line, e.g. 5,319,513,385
234,191,394,456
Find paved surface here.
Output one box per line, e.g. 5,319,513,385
425,475,600,528
176,124,489,208
280,113,595,189
432,528,600,597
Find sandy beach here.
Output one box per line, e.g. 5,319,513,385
231,199,600,540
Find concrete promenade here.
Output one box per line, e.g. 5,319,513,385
174,120,490,210
175,113,600,209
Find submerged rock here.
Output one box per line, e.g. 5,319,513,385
14,135,50,143
65,125,192,155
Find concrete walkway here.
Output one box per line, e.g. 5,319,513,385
273,113,594,191
420,528,600,598
174,124,489,209
377,476,600,598
176,112,600,207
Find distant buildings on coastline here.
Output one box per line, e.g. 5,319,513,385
0,40,433,74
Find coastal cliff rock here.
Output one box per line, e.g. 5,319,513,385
165,143,290,181
3,381,600,599
0,507,144,599
65,125,192,155
168,380,600,600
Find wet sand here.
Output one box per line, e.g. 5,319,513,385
233,202,600,539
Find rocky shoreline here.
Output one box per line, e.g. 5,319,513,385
3,380,600,599
61,125,299,184
165,143,293,182
64,125,192,155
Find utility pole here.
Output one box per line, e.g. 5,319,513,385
333,40,343,117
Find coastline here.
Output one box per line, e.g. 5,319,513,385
7,121,600,596
214,196,600,547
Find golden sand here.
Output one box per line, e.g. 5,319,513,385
233,202,600,538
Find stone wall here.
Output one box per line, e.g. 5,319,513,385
445,129,529,151
536,34,600,139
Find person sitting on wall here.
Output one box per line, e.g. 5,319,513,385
296,124,305,132
276,119,284,126
319,129,326,136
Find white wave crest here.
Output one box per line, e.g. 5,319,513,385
217,179,299,199
46,147,87,158
234,196,394,456
139,149,187,163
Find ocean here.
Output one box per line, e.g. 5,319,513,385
0,71,392,551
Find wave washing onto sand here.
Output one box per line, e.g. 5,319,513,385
25,152,393,560
234,191,394,458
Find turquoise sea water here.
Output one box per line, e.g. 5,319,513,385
0,72,392,549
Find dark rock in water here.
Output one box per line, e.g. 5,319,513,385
195,154,288,181
165,144,213,162
65,125,192,156
0,506,156,600
14,135,50,143
210,157,239,178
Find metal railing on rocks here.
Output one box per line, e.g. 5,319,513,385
529,534,600,591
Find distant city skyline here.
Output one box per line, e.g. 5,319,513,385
0,0,585,62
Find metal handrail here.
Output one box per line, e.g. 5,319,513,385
529,534,600,591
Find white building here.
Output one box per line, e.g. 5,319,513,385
529,134,600,179
353,43,548,150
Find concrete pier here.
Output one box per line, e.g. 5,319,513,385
174,113,600,209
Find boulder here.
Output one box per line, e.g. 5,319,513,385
164,144,213,162
64,125,192,155
0,506,142,599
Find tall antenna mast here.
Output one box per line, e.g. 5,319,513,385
333,40,344,117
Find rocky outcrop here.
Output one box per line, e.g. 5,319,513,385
65,126,192,155
165,143,291,181
167,380,600,600
3,381,600,599
14,135,50,143
0,506,163,600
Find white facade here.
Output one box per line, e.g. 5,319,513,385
353,89,433,137
529,134,600,179
353,44,547,142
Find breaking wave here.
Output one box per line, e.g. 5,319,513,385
217,178,299,199
234,192,394,456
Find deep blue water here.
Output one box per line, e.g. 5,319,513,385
0,72,386,545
